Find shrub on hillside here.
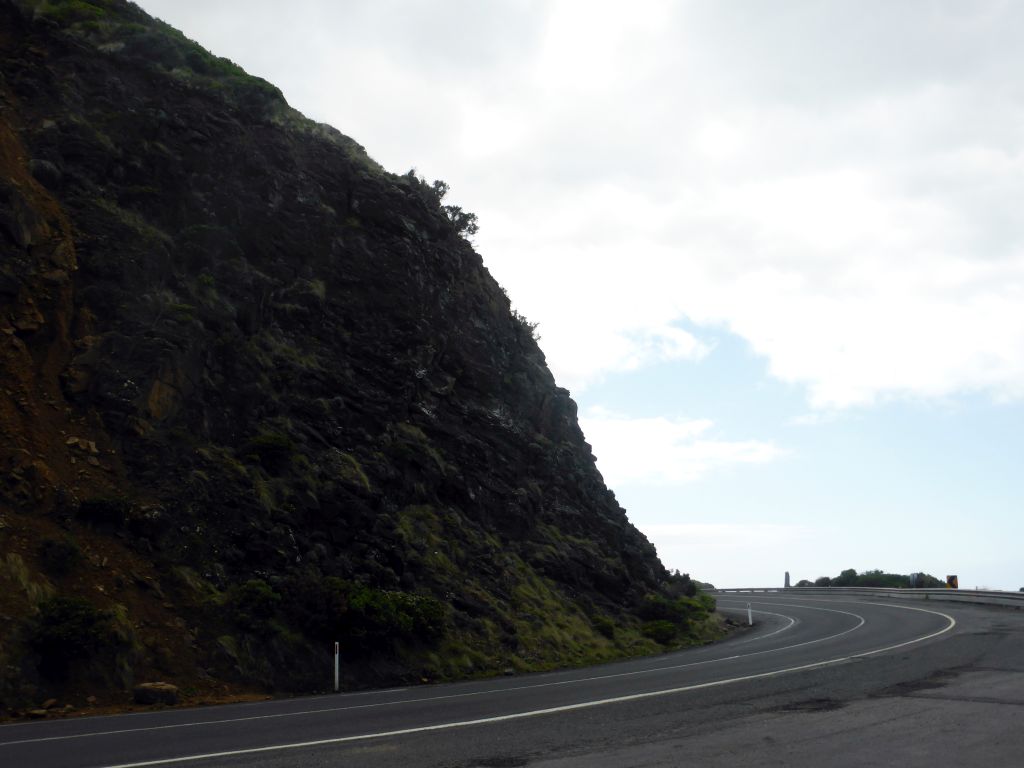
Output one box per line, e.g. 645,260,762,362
227,579,282,634
30,597,113,680
637,591,713,643
279,576,447,653
664,570,698,598
38,0,109,26
638,594,705,627
641,620,678,645
345,585,446,649
592,615,616,639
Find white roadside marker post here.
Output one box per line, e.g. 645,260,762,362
747,603,753,626
334,642,340,693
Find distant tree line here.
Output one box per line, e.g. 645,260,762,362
795,568,945,589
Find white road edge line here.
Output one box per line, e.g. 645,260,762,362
717,607,796,644
715,602,865,652
0,605,853,748
92,606,954,768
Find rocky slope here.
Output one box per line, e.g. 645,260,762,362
0,0,716,714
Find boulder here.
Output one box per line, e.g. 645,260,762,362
132,682,179,705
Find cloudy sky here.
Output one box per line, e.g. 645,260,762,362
139,0,1024,589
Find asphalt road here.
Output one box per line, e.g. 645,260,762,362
3,595,1021,768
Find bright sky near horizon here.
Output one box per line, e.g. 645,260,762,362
138,0,1024,590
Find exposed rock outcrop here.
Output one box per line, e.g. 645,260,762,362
0,0,711,712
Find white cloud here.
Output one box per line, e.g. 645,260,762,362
474,3,1024,408
538,322,709,393
579,408,784,487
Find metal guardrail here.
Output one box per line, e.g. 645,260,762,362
709,586,1024,609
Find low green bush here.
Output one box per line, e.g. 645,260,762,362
280,576,447,654
227,579,281,634
343,585,446,650
641,620,678,645
637,591,714,642
637,594,689,625
697,593,716,613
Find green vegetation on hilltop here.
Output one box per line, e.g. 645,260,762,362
24,0,284,115
796,568,946,588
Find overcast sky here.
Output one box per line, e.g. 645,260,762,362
138,0,1024,589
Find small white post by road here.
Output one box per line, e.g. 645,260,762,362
334,642,340,693
747,603,753,626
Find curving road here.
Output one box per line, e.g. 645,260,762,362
3,595,1021,767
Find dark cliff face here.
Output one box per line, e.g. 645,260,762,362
0,0,687,708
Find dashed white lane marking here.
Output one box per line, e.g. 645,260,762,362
93,605,955,768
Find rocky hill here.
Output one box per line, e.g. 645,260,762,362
0,0,717,715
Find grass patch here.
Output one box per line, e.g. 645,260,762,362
334,451,370,492
37,0,109,25
1,553,54,605
392,422,447,474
